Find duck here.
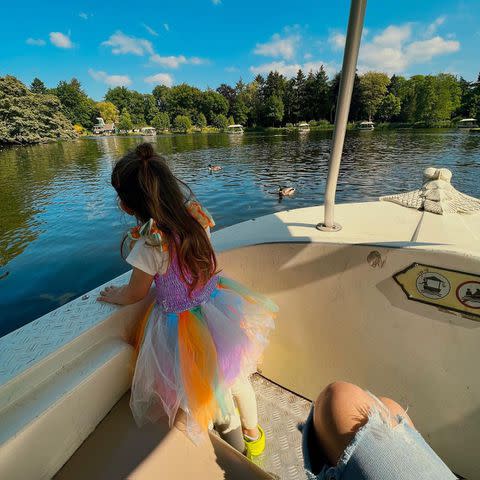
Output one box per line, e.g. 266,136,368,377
278,186,295,196
208,164,222,172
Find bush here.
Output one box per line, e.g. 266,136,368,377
195,112,207,129
212,113,228,130
151,112,170,132
174,115,192,133
73,124,86,135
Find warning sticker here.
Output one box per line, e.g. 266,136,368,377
394,263,480,320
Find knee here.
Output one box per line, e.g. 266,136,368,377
378,396,414,428
314,381,365,412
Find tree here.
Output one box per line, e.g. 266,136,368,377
163,84,203,120
173,114,192,133
105,87,146,126
0,75,76,145
359,72,390,121
265,95,284,126
196,112,207,129
143,94,159,124
152,85,170,111
30,77,47,94
376,93,401,121
216,83,236,115
117,109,133,132
231,97,249,125
212,113,228,130
200,90,229,124
96,101,118,123
151,112,170,131
54,78,97,129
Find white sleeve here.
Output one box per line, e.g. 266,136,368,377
126,239,168,276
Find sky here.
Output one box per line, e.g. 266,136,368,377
2,0,479,100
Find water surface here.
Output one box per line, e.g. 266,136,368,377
1,130,479,337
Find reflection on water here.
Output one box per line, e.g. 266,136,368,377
1,130,479,336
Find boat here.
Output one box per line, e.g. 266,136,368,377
227,124,244,134
1,1,480,479
140,127,157,136
469,127,480,134
457,118,479,129
358,120,375,131
297,121,310,133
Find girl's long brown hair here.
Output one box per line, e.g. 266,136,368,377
112,143,217,292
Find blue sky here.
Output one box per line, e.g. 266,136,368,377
2,0,479,100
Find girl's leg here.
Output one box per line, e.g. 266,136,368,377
213,390,245,453
231,376,259,439
312,381,413,466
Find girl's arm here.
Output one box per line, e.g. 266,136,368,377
97,267,154,305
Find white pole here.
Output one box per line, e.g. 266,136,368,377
317,0,367,232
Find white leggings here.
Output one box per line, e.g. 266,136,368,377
213,375,258,451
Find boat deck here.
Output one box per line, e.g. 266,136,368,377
55,374,312,479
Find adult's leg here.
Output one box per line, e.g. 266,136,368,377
313,381,412,465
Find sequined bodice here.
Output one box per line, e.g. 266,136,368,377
154,252,218,313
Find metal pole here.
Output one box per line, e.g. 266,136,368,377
317,0,367,232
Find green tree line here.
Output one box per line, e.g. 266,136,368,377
1,68,480,145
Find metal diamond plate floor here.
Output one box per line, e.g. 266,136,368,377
250,374,312,480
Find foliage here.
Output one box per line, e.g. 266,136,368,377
199,90,229,123
265,95,284,126
104,87,148,126
54,78,97,130
228,115,235,126
151,112,170,131
195,112,207,129
117,109,133,132
212,113,228,130
0,76,76,145
376,93,401,121
173,114,192,133
73,124,86,135
359,72,390,121
30,77,47,94
96,101,118,123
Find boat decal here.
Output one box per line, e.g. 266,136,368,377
394,263,480,319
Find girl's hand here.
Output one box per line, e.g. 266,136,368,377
96,268,154,305
98,285,125,304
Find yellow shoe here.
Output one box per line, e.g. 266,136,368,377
244,425,266,459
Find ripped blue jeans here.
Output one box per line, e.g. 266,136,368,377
301,395,457,480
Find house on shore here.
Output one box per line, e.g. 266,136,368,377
93,118,116,135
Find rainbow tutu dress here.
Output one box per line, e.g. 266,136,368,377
129,223,277,442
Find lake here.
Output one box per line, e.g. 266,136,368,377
1,129,479,337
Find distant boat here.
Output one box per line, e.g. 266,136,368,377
297,121,310,133
358,121,375,131
457,118,479,129
227,124,244,134
470,128,480,134
140,127,157,136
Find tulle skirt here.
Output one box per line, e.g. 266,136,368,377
130,276,277,442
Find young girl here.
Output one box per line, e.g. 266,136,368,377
98,143,277,457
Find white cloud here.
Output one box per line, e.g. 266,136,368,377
163,23,170,31
225,66,239,72
372,24,411,47
88,68,132,87
212,0,221,4
150,54,187,68
150,54,208,68
350,23,461,74
49,32,73,49
404,36,460,63
102,31,153,56
79,12,90,20
26,38,45,46
144,73,173,86
329,32,346,51
143,23,158,36
426,16,446,37
250,60,336,78
304,53,313,60
254,33,300,60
